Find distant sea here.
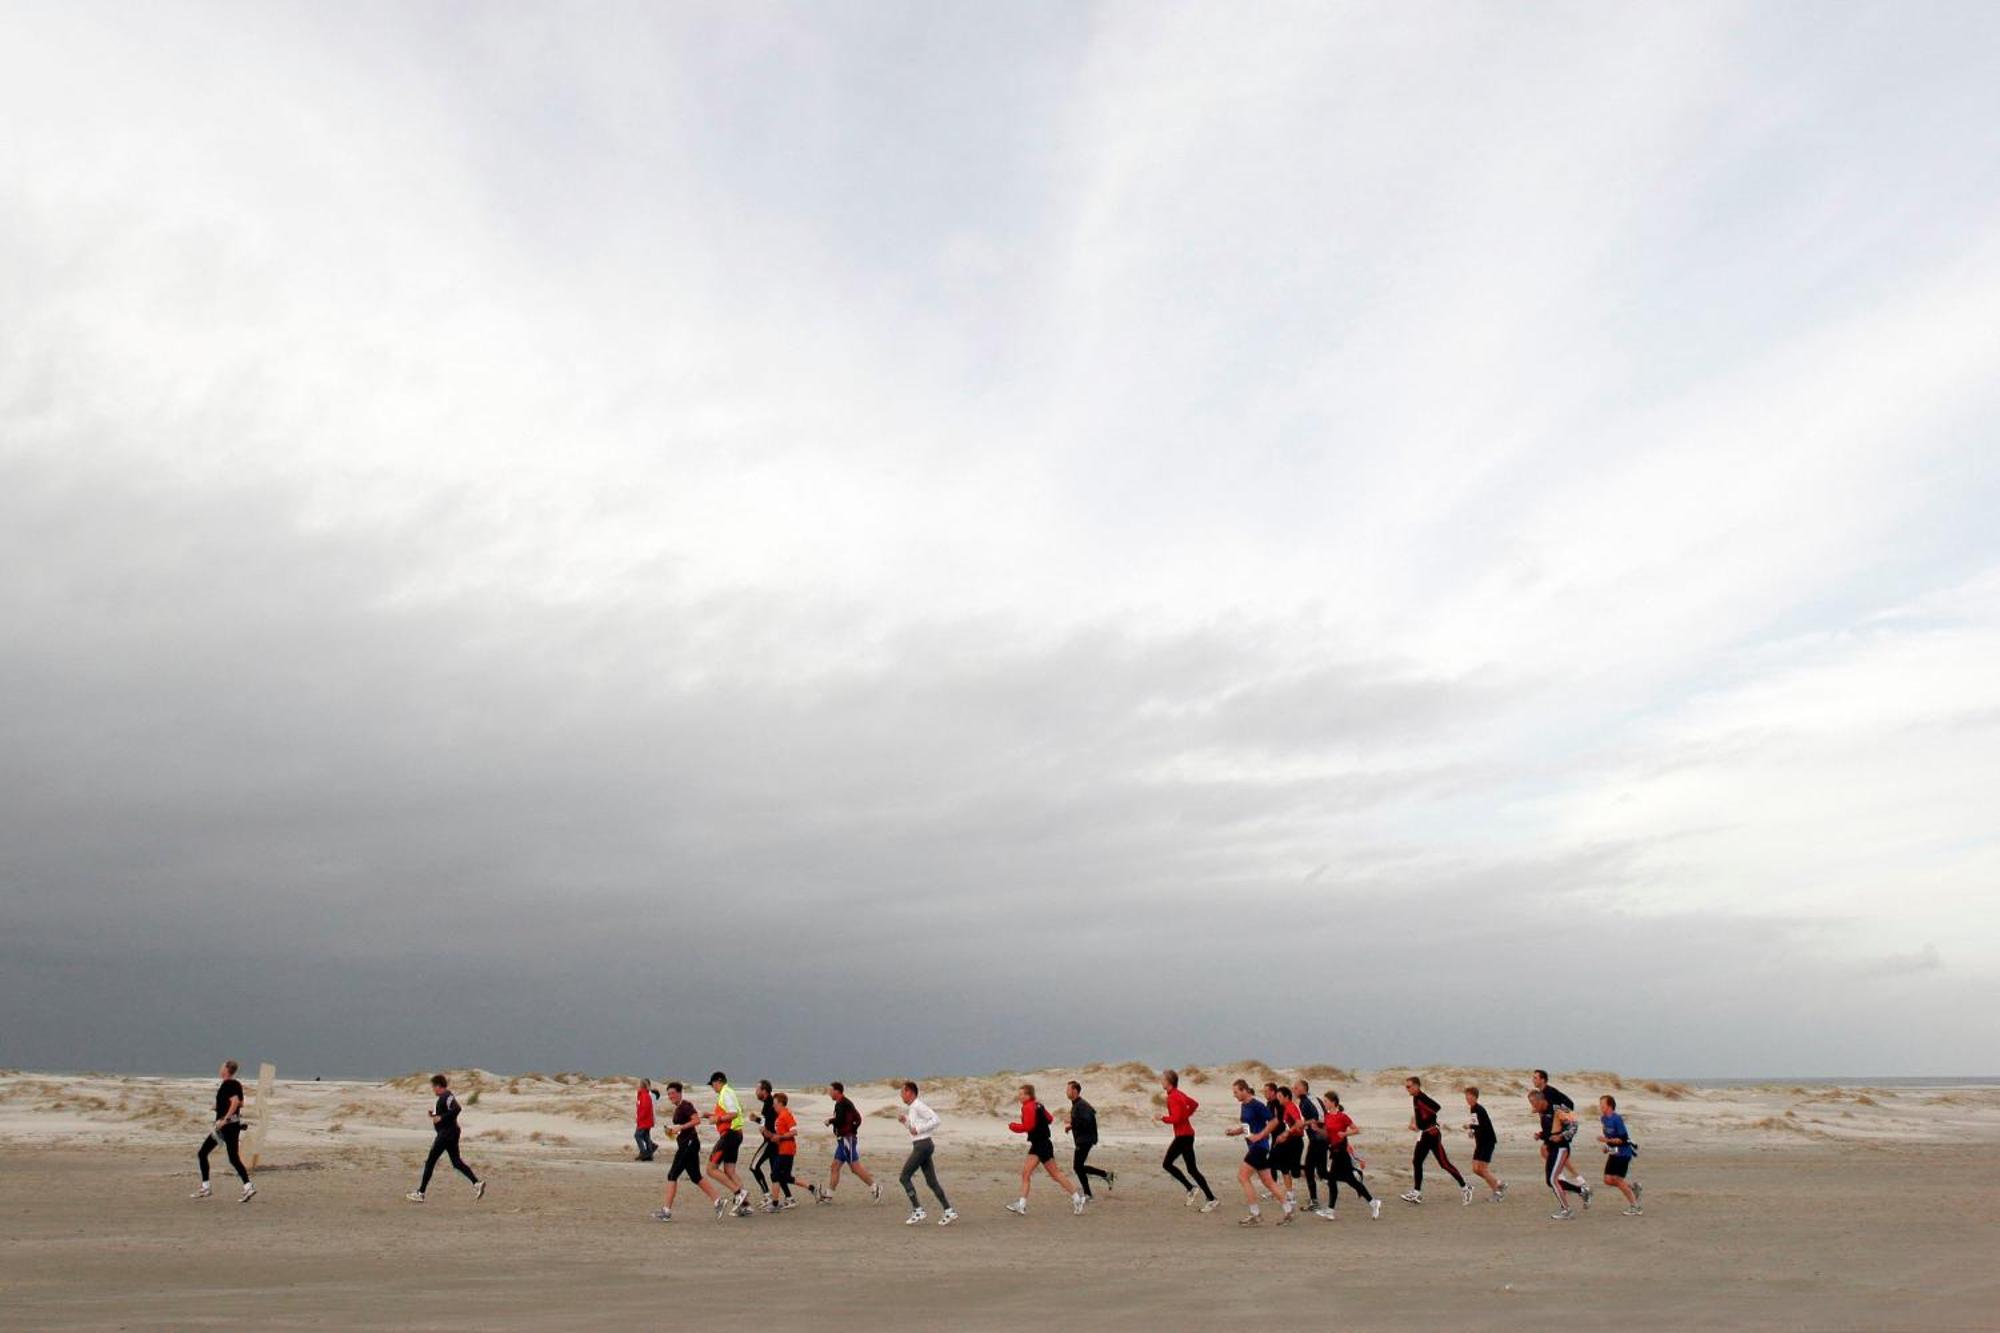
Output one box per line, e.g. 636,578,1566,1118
1681,1076,2000,1090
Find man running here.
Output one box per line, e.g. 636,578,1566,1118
748,1080,780,1208
1064,1080,1114,1200
1530,1091,1587,1219
652,1081,727,1221
1005,1083,1086,1216
407,1073,484,1203
634,1078,658,1162
1293,1080,1331,1216
1320,1091,1381,1219
1225,1078,1296,1226
1464,1085,1506,1201
814,1081,881,1203
896,1080,957,1226
1159,1069,1218,1212
1400,1076,1472,1205
707,1072,752,1215
767,1091,801,1209
1532,1069,1591,1197
1270,1085,1307,1209
192,1058,255,1203
1598,1094,1644,1215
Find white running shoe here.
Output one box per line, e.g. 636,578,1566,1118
650,1207,673,1222
733,1203,753,1218
1238,1212,1260,1226
1275,1209,1294,1227
713,1196,728,1219
905,1209,927,1225
1314,1206,1337,1220
780,1197,798,1210
1185,1187,1201,1208
1400,1189,1423,1204
190,1184,212,1200
938,1208,958,1226
1622,1205,1644,1216
1105,1171,1116,1192
405,1191,425,1203
734,1190,750,1208
1369,1198,1382,1220
1551,1208,1574,1221
1200,1199,1221,1213
1580,1182,1593,1210
1495,1182,1508,1201
1071,1193,1086,1215
870,1182,882,1203
759,1201,781,1214
1005,1200,1027,1215
473,1181,485,1200
1462,1183,1475,1206
1633,1182,1644,1203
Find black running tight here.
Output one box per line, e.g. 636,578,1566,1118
198,1123,248,1184
1326,1149,1373,1205
1162,1135,1214,1200
420,1133,479,1190
1412,1132,1465,1189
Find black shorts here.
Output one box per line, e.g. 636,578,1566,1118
711,1129,743,1164
772,1153,796,1184
667,1139,702,1182
1473,1140,1497,1164
1273,1140,1303,1173
1027,1140,1054,1163
1605,1155,1630,1178
1245,1145,1272,1171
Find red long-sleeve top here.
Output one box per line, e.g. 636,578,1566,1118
1163,1088,1199,1136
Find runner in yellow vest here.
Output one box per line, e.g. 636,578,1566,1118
708,1072,752,1216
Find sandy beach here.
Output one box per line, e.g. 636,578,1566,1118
3,1063,1997,1329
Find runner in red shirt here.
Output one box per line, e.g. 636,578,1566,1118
1158,1068,1217,1210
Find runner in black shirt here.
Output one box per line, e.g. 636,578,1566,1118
192,1059,254,1202
748,1080,781,1210
1293,1080,1332,1216
407,1074,484,1202
1463,1085,1506,1201
652,1081,728,1221
1064,1081,1114,1199
1399,1076,1470,1204
1531,1069,1590,1199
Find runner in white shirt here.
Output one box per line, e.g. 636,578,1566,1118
896,1081,957,1226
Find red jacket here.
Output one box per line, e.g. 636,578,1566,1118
1163,1088,1199,1136
1009,1098,1046,1136
636,1087,656,1130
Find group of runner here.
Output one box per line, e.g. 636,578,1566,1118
192,1064,1644,1225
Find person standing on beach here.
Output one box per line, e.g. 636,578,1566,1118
748,1080,779,1208
407,1073,484,1203
707,1073,752,1215
1293,1080,1330,1215
1597,1094,1643,1215
1225,1078,1296,1226
634,1078,658,1163
1531,1091,1588,1219
192,1059,255,1202
1005,1083,1086,1216
813,1081,882,1203
1532,1069,1591,1197
1159,1069,1219,1211
895,1081,958,1226
1400,1076,1472,1205
1320,1091,1380,1219
1064,1081,1114,1200
652,1081,727,1221
1463,1086,1506,1201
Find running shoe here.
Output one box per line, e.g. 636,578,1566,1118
938,1208,958,1226
238,1183,255,1204
1462,1183,1475,1206
1494,1183,1508,1201
1622,1205,1644,1216
650,1207,673,1222
733,1203,753,1217
713,1195,728,1219
1199,1199,1221,1213
1314,1207,1337,1220
1238,1213,1260,1226
405,1191,426,1203
1105,1171,1117,1192
870,1182,883,1203
1184,1188,1201,1209
1005,1200,1027,1215
1369,1198,1382,1220
1633,1182,1644,1204
1551,1208,1574,1221
1400,1189,1423,1204
473,1181,486,1200
1580,1182,1593,1210
759,1201,781,1214
190,1184,212,1200
780,1197,799,1210
1275,1209,1294,1227
1071,1193,1086,1215
905,1209,927,1225
805,1182,821,1202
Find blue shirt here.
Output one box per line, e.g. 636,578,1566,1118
1240,1098,1272,1141
1602,1112,1633,1158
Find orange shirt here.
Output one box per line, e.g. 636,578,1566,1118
774,1107,798,1157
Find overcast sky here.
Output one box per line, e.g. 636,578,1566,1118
3,2,1998,1081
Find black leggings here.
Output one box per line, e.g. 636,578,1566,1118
198,1123,248,1184
750,1140,776,1193
1303,1139,1330,1203
1162,1135,1213,1200
1326,1148,1373,1205
1073,1142,1112,1197
1412,1132,1465,1189
420,1132,479,1191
